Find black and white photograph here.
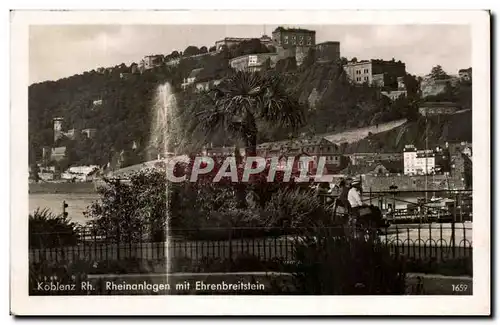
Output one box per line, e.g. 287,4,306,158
10,10,490,316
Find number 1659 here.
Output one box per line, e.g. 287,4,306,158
452,284,468,292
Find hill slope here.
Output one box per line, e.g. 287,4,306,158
346,110,472,153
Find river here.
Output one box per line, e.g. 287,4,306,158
29,193,99,225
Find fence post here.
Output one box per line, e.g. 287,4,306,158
93,226,97,261
228,226,233,266
451,194,457,258
116,219,121,260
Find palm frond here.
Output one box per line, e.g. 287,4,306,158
259,74,306,129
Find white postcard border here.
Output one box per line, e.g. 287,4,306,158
10,10,491,316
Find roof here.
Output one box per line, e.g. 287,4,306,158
342,161,403,176
416,152,435,158
340,163,377,176
345,59,405,66
258,137,334,147
344,60,371,66
378,161,403,173
316,41,340,46
188,68,204,79
273,26,315,34
68,165,99,175
218,37,252,42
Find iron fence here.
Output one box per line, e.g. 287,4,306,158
29,224,472,266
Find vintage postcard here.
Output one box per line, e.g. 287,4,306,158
10,10,490,316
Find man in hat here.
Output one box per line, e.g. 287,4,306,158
347,178,365,232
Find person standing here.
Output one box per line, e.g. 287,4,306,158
335,178,352,214
347,179,365,234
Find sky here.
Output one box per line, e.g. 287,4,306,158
29,24,471,84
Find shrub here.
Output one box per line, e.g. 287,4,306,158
263,188,334,229
85,169,168,242
29,208,79,249
289,229,407,295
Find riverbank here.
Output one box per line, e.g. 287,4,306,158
29,182,97,194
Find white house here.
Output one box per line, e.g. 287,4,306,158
414,150,436,175
62,165,100,182
381,90,407,101
403,145,417,175
403,145,436,175
195,79,222,92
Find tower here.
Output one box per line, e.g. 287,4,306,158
53,117,64,143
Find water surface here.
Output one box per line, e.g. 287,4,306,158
29,193,99,225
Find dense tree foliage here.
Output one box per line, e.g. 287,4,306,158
228,39,270,59
29,208,79,248
183,46,201,57
429,65,450,80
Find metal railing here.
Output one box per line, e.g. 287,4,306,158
318,189,472,223
29,224,472,266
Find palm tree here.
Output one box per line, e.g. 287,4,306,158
196,70,305,157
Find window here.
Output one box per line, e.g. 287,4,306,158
284,39,288,44
292,35,296,40
307,40,311,45
364,76,368,81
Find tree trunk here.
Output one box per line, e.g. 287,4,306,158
245,132,257,157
